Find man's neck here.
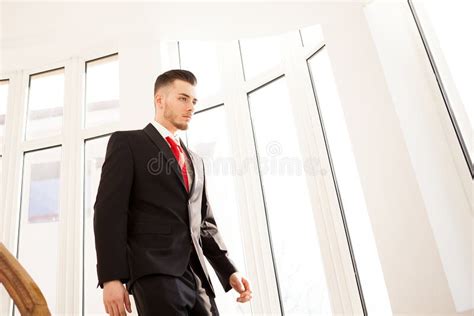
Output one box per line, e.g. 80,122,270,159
154,117,177,135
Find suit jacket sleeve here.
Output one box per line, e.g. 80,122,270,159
200,160,239,292
93,131,134,288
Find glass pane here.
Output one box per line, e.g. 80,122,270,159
308,48,391,314
0,80,8,153
83,135,110,315
85,54,120,128
16,147,62,314
413,0,473,161
179,41,221,100
239,34,282,81
25,69,64,140
300,24,324,49
186,106,250,315
248,78,332,314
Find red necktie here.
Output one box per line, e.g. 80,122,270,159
165,136,190,192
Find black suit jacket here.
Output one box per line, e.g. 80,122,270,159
93,123,238,296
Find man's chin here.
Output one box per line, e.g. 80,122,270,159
174,122,189,131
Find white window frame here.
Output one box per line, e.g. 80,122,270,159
0,44,121,315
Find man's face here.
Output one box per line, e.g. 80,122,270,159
157,79,197,131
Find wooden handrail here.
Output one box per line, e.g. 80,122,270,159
0,242,50,315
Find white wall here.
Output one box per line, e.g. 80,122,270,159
1,1,471,315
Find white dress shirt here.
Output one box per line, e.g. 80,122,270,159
150,119,181,147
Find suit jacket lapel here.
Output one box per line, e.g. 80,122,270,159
143,123,189,196
179,138,200,230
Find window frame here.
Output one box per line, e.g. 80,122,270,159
83,52,120,129
0,47,120,315
408,0,473,178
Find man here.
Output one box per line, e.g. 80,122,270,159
94,69,252,315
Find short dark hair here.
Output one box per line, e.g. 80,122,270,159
154,69,197,96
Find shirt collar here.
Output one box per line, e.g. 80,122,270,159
150,119,181,145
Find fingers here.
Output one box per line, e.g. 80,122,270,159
236,290,252,303
103,281,130,315
230,281,244,293
237,277,252,303
231,274,252,303
232,278,245,293
242,277,251,292
124,290,132,313
237,282,245,292
105,302,128,316
105,302,117,316
118,303,127,316
111,303,119,316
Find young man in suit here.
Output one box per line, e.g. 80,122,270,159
94,69,252,315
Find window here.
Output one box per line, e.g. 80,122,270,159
83,135,110,314
300,24,324,49
2,53,122,315
248,77,332,315
25,69,64,140
15,147,62,314
187,105,250,315
307,47,391,315
409,0,473,175
85,54,120,128
179,41,222,100
239,35,283,81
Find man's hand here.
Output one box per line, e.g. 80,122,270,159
103,280,132,316
229,272,252,303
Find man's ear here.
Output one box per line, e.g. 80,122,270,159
155,92,163,109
